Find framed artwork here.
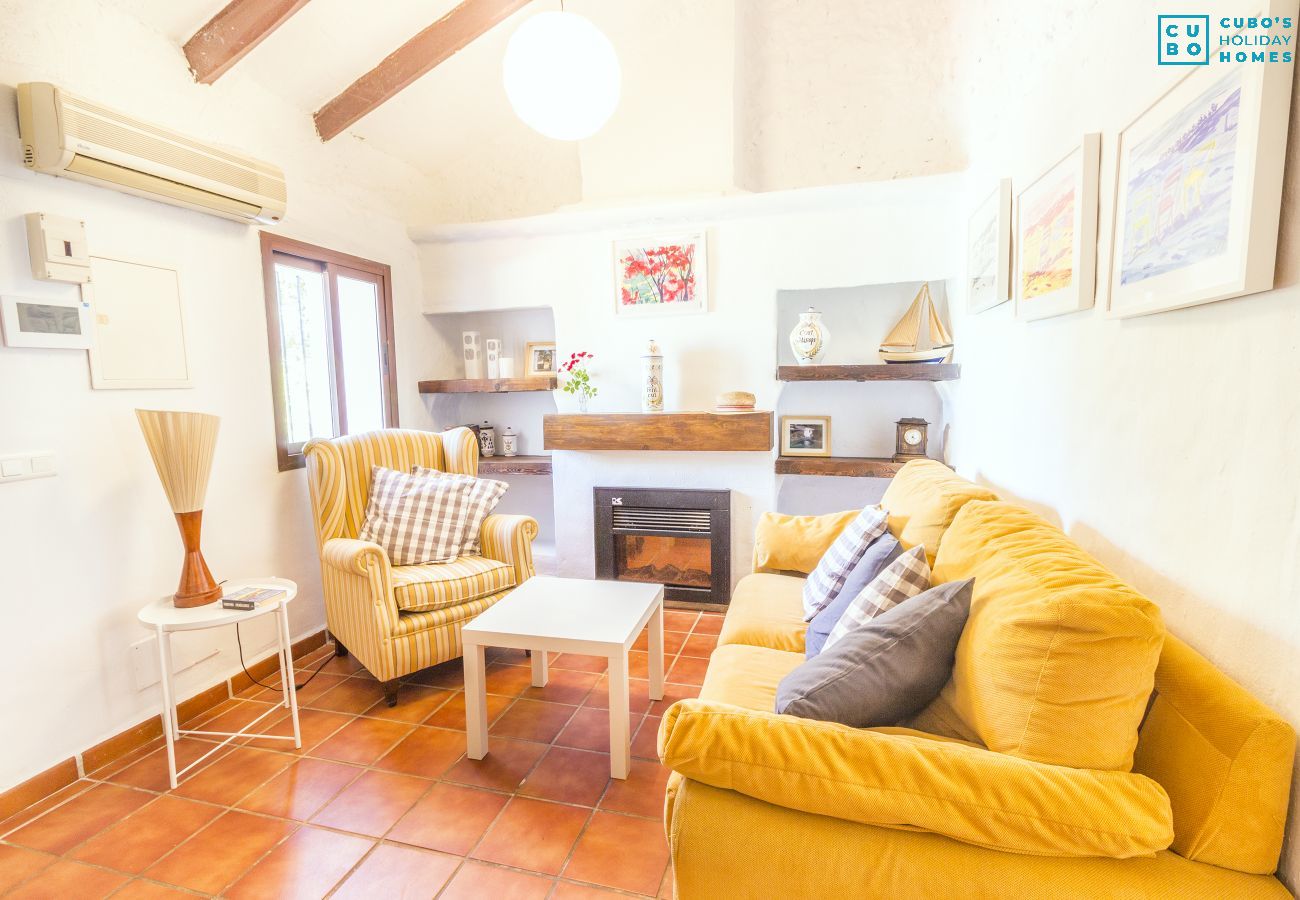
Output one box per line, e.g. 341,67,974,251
967,179,1013,313
779,416,831,457
1106,45,1293,318
1015,133,1101,321
0,295,92,349
85,256,191,389
613,232,707,317
525,341,557,377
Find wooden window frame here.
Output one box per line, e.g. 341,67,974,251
260,232,399,471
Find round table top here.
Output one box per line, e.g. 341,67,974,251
137,577,298,631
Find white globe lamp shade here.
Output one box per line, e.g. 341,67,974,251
503,11,621,141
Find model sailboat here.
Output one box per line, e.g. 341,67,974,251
879,283,953,364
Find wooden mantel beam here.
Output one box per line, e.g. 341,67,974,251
314,0,532,141
183,0,312,84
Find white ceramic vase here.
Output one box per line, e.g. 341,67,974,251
788,308,830,366
463,331,483,379
642,339,664,412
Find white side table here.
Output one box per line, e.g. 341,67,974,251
462,576,664,779
137,577,301,789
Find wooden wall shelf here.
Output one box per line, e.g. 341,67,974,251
476,455,552,476
418,376,556,394
544,412,773,452
775,456,905,478
777,363,960,382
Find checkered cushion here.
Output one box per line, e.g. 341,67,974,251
413,466,506,555
823,544,931,651
358,466,480,565
801,506,890,621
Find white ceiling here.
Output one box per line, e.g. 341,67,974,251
112,0,968,224
119,0,582,220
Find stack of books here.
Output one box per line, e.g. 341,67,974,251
222,587,286,611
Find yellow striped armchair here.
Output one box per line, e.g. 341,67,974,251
304,428,538,705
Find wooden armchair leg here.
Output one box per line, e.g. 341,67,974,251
382,679,399,707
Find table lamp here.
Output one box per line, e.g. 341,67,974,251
136,409,222,608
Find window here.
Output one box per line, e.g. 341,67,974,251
260,233,398,471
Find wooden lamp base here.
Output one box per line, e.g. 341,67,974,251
173,510,221,608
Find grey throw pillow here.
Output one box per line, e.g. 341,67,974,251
776,578,974,727
805,533,904,658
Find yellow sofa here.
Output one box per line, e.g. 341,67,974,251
304,428,538,705
659,460,1295,898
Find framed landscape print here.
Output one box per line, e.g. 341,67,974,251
779,416,831,457
1014,134,1101,321
1106,46,1294,318
613,232,707,317
967,179,1013,313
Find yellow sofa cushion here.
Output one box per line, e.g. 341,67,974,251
880,459,998,564
659,699,1174,859
698,643,805,710
716,574,806,653
929,500,1164,772
665,777,1290,900
752,509,860,574
1133,635,1296,875
391,555,515,613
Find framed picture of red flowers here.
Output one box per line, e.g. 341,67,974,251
613,231,708,317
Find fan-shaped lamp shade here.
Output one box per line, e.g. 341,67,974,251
503,11,621,141
136,409,222,608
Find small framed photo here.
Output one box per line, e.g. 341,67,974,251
525,341,557,377
780,416,831,457
1,295,92,349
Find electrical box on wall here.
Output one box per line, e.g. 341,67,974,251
25,212,90,283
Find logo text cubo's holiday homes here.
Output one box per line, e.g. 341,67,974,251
1159,14,1294,66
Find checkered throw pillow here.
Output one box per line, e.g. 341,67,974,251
413,466,507,556
801,506,890,621
823,544,931,652
358,466,478,565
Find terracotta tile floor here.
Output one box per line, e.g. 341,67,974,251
0,610,720,898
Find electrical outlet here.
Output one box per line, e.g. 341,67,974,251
131,635,220,691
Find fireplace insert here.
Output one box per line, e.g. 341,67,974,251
593,487,731,607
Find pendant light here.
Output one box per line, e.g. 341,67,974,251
502,6,620,141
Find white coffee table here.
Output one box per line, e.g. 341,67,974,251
137,577,301,789
462,576,665,778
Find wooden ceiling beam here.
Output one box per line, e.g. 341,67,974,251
183,0,313,84
313,0,532,141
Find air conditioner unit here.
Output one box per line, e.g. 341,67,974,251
16,82,286,224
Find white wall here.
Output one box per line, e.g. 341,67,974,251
0,0,440,790
946,0,1300,887
734,0,966,192
415,176,963,584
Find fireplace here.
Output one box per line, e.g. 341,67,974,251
594,487,731,607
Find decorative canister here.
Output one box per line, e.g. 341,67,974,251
463,331,483,379
641,338,664,413
485,338,502,379
477,420,496,457
788,307,830,366
501,426,518,457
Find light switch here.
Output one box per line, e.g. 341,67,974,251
0,452,55,483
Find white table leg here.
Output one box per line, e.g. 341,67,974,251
464,641,488,759
648,601,665,702
277,602,302,749
155,626,178,790
530,645,548,687
608,650,631,779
